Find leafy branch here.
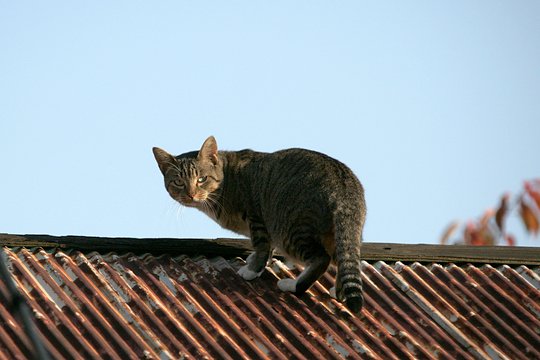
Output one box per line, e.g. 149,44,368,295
441,179,540,246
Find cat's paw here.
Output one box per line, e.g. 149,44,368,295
277,278,297,293
238,265,263,281
329,286,337,299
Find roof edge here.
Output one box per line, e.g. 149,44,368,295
0,233,253,258
1,233,539,265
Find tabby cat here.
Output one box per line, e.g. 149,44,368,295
153,136,366,313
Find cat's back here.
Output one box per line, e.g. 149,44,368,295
266,147,359,184
254,147,363,203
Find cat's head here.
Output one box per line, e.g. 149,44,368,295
152,136,223,207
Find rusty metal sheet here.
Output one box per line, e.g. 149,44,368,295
0,247,538,359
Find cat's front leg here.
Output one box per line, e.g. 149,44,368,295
238,252,266,280
238,217,272,281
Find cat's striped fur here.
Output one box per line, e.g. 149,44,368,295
153,136,366,313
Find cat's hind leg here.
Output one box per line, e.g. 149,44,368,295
277,250,330,295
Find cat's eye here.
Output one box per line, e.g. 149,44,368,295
197,176,207,184
173,179,184,188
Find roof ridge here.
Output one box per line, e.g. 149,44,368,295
1,233,539,265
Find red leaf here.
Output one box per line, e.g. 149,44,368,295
495,193,509,232
478,209,496,245
440,221,460,245
480,227,496,245
505,234,516,246
520,199,540,236
480,209,494,228
524,181,540,211
465,221,483,245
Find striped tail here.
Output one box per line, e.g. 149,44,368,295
334,205,365,313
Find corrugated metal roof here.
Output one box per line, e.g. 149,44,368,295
0,246,539,360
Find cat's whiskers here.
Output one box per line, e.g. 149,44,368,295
206,193,227,219
201,195,219,220
163,199,185,234
172,199,184,219
201,200,216,220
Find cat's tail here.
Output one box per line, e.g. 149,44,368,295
334,202,365,314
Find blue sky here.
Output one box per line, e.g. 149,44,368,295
1,2,539,246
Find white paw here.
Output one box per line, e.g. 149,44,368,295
238,265,263,281
329,286,337,299
277,278,297,293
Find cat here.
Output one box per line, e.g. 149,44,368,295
153,136,366,313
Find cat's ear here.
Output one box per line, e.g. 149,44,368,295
152,147,177,175
198,136,219,165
